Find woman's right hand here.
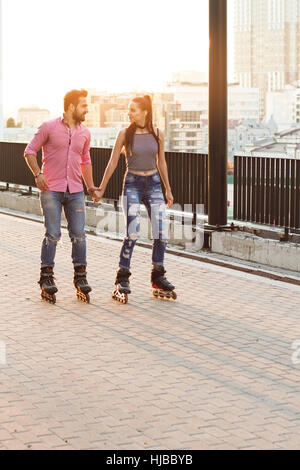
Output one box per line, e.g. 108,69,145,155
165,189,174,208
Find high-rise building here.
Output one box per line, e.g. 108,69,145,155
17,107,50,128
152,93,177,132
104,108,129,128
266,83,300,129
0,0,4,140
234,0,300,120
85,89,103,128
166,76,260,122
168,110,203,153
85,89,132,128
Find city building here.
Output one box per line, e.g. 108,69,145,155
166,74,260,122
234,119,277,155
3,127,36,143
152,93,177,133
86,89,178,137
17,107,51,128
240,126,300,159
85,89,104,128
167,110,202,153
228,84,260,121
165,72,260,154
234,0,300,120
103,108,129,128
165,74,208,115
88,127,119,148
85,89,140,128
2,126,119,149
266,83,300,130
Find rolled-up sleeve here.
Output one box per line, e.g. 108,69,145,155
24,122,48,157
81,131,91,166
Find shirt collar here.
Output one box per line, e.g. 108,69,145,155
61,114,82,129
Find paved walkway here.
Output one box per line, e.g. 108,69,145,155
0,211,300,450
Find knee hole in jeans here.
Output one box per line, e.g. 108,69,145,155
44,235,60,245
71,236,86,244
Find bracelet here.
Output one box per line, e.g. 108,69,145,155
34,171,43,179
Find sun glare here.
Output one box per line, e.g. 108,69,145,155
1,0,233,116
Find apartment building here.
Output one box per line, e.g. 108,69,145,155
17,107,51,128
235,0,300,119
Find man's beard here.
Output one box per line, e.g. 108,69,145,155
73,111,86,124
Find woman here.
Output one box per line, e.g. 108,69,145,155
96,95,176,303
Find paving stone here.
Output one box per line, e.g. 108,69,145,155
1,212,300,449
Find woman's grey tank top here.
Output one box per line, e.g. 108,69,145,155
125,133,159,172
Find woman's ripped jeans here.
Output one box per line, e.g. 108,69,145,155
119,172,167,270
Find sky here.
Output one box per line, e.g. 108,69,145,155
1,0,234,118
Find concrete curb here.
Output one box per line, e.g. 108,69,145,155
211,231,300,273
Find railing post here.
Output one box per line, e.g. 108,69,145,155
208,0,228,228
0,0,4,142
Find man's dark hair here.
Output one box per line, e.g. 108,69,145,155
64,89,88,112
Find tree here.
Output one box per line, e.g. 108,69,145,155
6,118,22,128
6,117,16,128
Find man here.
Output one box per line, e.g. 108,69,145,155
24,89,98,303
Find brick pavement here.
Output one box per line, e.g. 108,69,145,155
0,211,300,450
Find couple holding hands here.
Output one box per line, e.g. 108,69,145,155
24,89,176,304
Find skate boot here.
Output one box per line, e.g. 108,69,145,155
39,266,58,304
151,266,177,300
74,265,92,303
112,268,131,304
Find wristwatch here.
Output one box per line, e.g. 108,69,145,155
34,171,43,179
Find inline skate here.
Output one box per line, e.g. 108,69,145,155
112,268,131,304
151,266,177,300
74,265,92,303
39,266,58,304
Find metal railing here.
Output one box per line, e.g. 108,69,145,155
234,155,300,230
0,142,208,218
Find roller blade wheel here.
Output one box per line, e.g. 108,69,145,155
112,289,128,304
76,289,90,304
152,288,177,301
41,290,56,304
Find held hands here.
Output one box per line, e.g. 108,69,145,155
94,187,105,203
88,186,105,203
92,189,102,203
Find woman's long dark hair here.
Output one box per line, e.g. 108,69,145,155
125,95,160,157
